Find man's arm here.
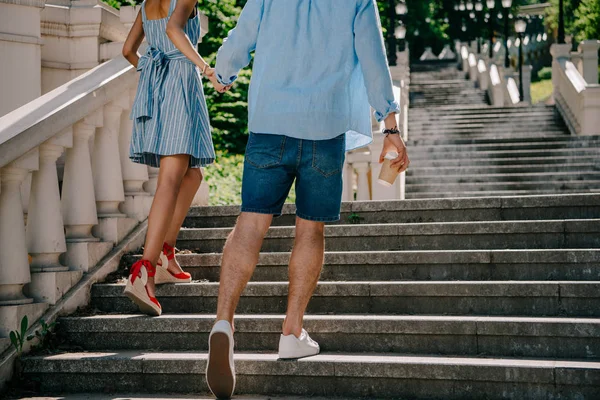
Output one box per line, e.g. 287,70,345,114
354,0,408,173
354,0,401,122
215,0,264,86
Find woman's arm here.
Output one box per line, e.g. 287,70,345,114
122,10,145,68
166,0,227,91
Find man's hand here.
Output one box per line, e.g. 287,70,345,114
379,134,409,173
204,67,232,93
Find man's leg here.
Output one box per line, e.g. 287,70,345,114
216,212,273,325
282,217,325,337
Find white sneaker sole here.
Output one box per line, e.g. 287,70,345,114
206,331,235,399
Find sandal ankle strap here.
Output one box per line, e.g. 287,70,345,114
162,242,176,261
130,259,156,282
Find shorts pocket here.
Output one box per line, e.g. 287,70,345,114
245,133,286,169
312,134,346,178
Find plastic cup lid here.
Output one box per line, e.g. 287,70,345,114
384,152,398,160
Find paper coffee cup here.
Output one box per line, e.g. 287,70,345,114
378,152,399,187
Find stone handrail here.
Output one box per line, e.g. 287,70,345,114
0,51,153,342
552,43,600,136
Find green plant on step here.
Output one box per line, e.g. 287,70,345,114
30,319,58,353
9,315,28,355
347,213,363,224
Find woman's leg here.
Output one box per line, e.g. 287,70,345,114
141,154,191,297
162,167,203,274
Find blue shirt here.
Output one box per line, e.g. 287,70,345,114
215,0,400,151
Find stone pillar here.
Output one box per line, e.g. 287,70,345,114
0,151,38,305
92,102,126,217
0,0,44,116
119,90,151,221
522,65,533,104
40,0,129,92
61,118,100,241
26,131,71,270
354,162,370,201
342,160,354,202
551,44,572,103
145,167,160,195
578,40,600,85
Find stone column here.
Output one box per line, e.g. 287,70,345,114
92,102,126,217
26,130,71,270
0,151,38,305
145,167,160,195
61,118,100,241
119,90,151,221
354,162,370,201
0,0,44,116
578,40,600,85
342,160,354,202
522,65,533,104
551,43,572,103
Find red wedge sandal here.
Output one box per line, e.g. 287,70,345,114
155,242,192,284
123,259,162,316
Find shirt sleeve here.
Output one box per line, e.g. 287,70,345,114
215,0,264,86
353,0,400,122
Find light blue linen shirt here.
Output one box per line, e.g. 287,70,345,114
215,0,400,151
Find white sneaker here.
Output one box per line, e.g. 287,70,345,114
206,320,236,399
278,329,320,360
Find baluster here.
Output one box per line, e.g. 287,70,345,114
342,160,354,202
354,162,371,201
119,89,151,221
26,130,71,270
145,167,159,195
92,102,126,216
61,114,101,241
0,151,39,306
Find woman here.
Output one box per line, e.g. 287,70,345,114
121,0,228,316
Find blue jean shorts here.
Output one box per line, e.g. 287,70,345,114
241,132,346,222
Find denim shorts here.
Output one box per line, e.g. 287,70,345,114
241,132,346,222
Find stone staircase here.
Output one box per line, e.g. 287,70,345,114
407,61,600,199
16,193,600,399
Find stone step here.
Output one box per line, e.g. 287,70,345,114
408,135,580,146
405,189,600,199
123,249,600,282
409,128,568,137
176,219,600,253
406,180,600,193
409,110,557,119
409,142,600,154
91,281,600,316
409,155,600,167
405,171,600,184
58,314,600,359
20,351,600,398
409,104,540,113
184,194,600,228
409,148,600,161
407,163,599,176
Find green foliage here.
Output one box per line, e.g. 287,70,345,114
9,316,28,355
537,66,552,81
531,79,554,104
205,152,295,205
347,213,363,224
30,319,58,353
574,0,600,42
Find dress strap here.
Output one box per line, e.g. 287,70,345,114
140,0,148,23
168,0,177,17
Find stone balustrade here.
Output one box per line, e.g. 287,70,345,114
342,51,408,202
551,41,600,136
461,42,532,106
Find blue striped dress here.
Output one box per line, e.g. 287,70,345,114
129,0,215,168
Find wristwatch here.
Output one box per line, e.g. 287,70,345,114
383,128,400,137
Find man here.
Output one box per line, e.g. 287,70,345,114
205,1,410,398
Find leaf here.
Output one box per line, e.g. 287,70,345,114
27,335,35,341
9,331,18,348
21,315,28,338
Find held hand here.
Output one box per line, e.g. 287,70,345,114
379,134,410,173
208,74,232,94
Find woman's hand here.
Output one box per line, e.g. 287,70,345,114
380,135,409,173
206,70,232,94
